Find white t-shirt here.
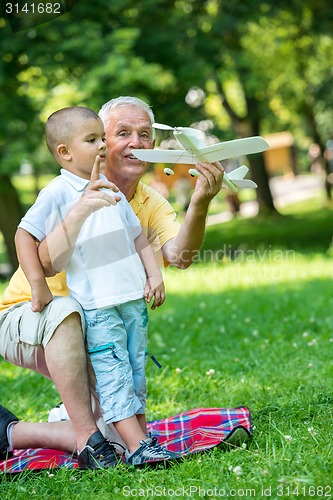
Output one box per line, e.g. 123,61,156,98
19,169,146,310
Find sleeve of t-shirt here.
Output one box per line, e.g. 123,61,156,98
146,196,180,252
18,188,62,242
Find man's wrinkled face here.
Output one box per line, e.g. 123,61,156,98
103,104,155,181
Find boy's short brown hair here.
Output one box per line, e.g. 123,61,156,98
45,106,100,157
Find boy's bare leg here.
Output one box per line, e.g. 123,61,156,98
44,313,98,451
137,414,147,435
114,416,147,454
113,414,178,464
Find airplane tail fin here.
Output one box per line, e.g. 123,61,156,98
224,165,257,191
228,165,249,180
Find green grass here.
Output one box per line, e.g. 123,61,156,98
203,204,333,255
1,252,333,498
1,198,333,497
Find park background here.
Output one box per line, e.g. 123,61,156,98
0,1,333,498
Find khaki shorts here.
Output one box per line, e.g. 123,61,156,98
0,296,85,378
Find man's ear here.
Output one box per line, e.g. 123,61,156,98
57,144,71,160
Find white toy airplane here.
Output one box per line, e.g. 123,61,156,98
132,123,269,192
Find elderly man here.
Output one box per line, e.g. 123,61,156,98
0,96,224,469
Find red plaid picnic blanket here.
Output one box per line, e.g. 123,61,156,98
0,406,251,473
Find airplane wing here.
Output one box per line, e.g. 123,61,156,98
198,136,269,163
131,149,199,164
232,179,258,189
132,136,268,165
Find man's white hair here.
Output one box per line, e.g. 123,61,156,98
99,96,155,138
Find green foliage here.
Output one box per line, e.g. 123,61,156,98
1,0,333,174
11,173,58,210
1,0,332,236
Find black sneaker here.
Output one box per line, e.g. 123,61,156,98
77,430,120,469
125,436,179,465
0,405,19,461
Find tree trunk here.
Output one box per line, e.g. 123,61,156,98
303,95,332,200
323,157,333,200
245,99,278,215
216,82,278,215
0,174,24,273
248,153,277,214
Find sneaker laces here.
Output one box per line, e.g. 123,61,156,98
96,440,124,455
141,437,174,458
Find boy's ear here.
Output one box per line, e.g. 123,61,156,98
57,144,71,160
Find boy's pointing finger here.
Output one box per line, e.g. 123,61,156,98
90,155,101,182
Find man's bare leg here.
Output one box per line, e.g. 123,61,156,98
1,313,119,467
44,313,98,452
11,420,76,453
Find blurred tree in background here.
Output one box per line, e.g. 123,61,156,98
0,0,333,269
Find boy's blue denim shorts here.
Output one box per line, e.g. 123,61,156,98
84,298,148,424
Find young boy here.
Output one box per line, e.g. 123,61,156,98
15,106,178,465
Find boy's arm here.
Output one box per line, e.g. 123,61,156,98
38,155,121,276
15,227,53,312
38,204,91,275
135,231,165,310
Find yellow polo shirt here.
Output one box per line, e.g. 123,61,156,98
0,182,180,312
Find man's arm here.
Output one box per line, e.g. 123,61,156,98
162,161,224,269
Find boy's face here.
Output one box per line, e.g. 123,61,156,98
65,118,106,179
